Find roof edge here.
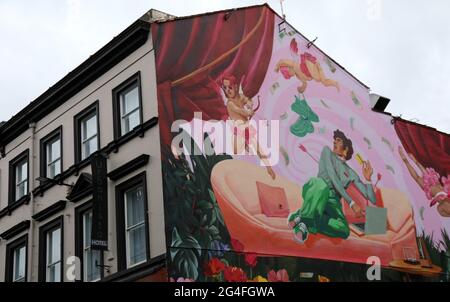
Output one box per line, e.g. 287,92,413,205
0,19,151,148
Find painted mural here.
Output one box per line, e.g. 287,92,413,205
152,5,450,282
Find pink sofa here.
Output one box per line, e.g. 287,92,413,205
211,159,419,266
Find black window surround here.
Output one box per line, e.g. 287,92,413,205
75,201,104,282
115,171,150,271
8,149,30,205
0,220,30,240
107,154,150,181
74,101,100,164
112,71,143,140
0,117,157,220
39,126,63,179
5,234,28,282
32,200,67,222
38,216,64,282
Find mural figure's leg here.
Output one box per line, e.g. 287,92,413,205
247,136,276,180
306,60,340,92
316,196,350,239
297,80,308,94
299,177,330,235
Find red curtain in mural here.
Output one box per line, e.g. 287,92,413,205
394,119,450,177
151,6,274,150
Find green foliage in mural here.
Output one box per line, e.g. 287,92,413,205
162,131,232,280
170,228,202,280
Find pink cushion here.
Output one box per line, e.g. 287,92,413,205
256,181,290,218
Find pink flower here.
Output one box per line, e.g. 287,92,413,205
177,277,195,282
267,269,290,282
170,277,194,282
423,168,441,200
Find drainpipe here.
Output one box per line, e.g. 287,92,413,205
28,122,37,281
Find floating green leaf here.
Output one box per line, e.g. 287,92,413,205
381,137,394,152
324,57,337,73
364,137,372,149
280,146,290,166
320,99,331,109
351,91,363,109
270,82,280,95
419,206,425,221
350,117,355,130
386,164,396,174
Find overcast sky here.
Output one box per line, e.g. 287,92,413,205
0,0,449,133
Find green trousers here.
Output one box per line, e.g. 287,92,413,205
299,177,350,239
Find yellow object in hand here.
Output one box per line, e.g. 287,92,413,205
355,153,365,166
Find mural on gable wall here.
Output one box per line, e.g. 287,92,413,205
152,5,450,282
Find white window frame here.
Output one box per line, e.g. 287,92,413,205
46,136,61,178
46,227,62,282
80,112,98,160
12,245,26,282
82,210,101,282
119,84,141,136
124,185,147,268
15,159,28,201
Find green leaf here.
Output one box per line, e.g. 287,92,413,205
208,189,217,202
208,225,220,237
197,200,213,210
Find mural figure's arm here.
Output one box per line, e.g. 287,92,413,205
349,165,377,205
320,146,353,205
227,101,253,118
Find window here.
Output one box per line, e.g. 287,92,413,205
46,228,61,282
113,72,143,138
9,150,29,203
5,235,28,282
83,210,102,281
39,217,63,282
74,102,100,163
125,186,146,267
40,127,62,179
75,202,103,282
116,172,149,270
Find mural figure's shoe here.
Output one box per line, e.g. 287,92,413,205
287,210,301,229
293,222,309,244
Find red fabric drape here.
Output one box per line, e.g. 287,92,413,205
394,119,450,177
152,6,274,150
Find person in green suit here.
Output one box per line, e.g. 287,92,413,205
288,130,376,243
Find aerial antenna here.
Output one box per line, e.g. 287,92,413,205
280,0,286,19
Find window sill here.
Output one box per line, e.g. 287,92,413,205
100,254,166,282
0,195,31,218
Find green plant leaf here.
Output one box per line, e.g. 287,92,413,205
208,189,217,202
197,200,213,210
